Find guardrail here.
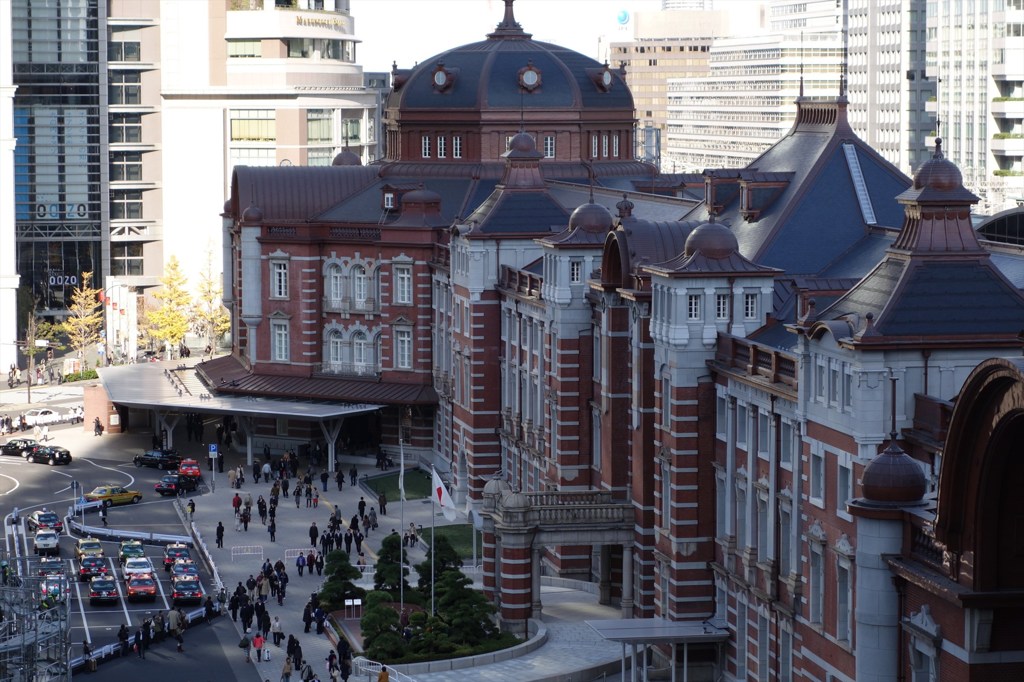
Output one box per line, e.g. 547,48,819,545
231,546,264,562
352,656,419,682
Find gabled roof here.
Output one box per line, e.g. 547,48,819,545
230,166,380,221
680,97,911,277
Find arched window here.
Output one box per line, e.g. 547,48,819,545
353,265,367,307
326,264,344,307
327,330,344,371
353,330,369,373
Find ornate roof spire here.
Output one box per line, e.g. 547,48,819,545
489,0,531,39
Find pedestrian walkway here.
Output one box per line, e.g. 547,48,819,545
11,386,626,682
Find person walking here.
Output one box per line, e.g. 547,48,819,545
134,627,145,658
306,550,316,577
271,616,284,646
349,465,358,487
296,553,306,576
335,470,344,491
186,499,196,521
253,632,265,662
315,552,325,577
294,483,302,508
302,603,313,634
239,630,252,663
281,656,294,682
343,530,353,554
309,522,319,548
268,519,277,542
117,624,130,656
229,592,240,621
241,508,251,532
378,492,387,515
99,506,107,527
357,497,366,518
232,493,242,516
216,522,225,548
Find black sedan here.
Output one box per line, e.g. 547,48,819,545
26,510,64,533
88,577,119,605
25,446,72,465
1,438,36,457
133,449,181,470
154,474,198,496
78,556,110,582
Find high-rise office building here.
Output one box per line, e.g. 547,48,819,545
4,0,382,360
0,0,19,372
926,0,1024,213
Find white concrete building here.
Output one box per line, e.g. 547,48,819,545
925,0,1024,212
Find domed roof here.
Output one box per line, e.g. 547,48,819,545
241,203,264,223
483,478,511,496
861,438,927,505
223,199,233,216
569,200,614,233
913,138,961,192
332,150,362,166
684,218,738,258
401,187,442,206
389,2,632,114
501,490,530,510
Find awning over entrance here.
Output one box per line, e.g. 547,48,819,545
587,618,729,682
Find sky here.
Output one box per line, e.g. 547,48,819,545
350,0,662,74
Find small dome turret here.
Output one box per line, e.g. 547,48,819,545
568,201,614,234
912,138,961,193
501,490,529,510
332,151,362,166
241,203,264,223
861,436,927,505
684,218,738,258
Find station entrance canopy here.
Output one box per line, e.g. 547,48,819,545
586,618,729,682
97,362,381,470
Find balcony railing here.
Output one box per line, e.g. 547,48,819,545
313,362,380,379
322,297,378,314
713,333,798,389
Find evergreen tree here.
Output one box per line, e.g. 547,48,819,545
360,591,405,661
149,256,191,354
434,571,498,646
61,272,103,367
373,533,413,598
414,534,463,592
191,250,230,350
318,550,366,611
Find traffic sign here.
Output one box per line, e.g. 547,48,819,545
209,443,219,458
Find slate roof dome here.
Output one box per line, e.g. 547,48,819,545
241,203,264,223
569,200,614,233
388,1,632,115
332,150,362,166
684,218,738,259
913,138,961,192
501,490,530,510
860,437,927,505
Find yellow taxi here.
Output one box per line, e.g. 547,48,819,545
74,537,105,561
84,485,142,507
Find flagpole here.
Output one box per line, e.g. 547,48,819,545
431,501,436,616
399,435,405,617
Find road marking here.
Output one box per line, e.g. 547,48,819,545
82,458,136,487
154,568,171,610
112,557,132,622
72,575,90,636
0,472,20,495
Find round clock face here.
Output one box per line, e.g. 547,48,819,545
434,70,447,87
601,70,613,87
522,69,539,87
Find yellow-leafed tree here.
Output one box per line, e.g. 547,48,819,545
61,272,103,367
192,251,230,350
149,256,191,354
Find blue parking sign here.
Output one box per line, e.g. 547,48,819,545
209,443,218,458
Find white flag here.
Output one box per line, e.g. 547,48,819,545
431,468,456,521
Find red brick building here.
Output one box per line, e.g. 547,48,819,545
210,2,1024,679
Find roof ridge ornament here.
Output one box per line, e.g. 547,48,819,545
488,0,531,39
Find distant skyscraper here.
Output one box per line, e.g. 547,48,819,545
846,0,933,178
926,0,1024,213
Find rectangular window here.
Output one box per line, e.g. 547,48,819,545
271,320,290,362
271,261,288,298
229,147,275,167
660,458,670,530
593,331,602,382
735,602,747,678
838,459,852,514
602,133,609,157
809,544,824,624
394,265,412,304
395,328,412,369
737,404,748,445
757,614,769,678
778,506,792,575
421,135,431,158
307,109,333,144
744,292,758,319
815,363,826,400
715,470,726,538
110,113,142,144
437,136,447,158
612,133,620,157
810,449,824,504
230,109,276,142
780,627,793,682
756,494,768,562
110,190,143,220
543,135,555,158
227,39,262,58
830,365,840,403
383,192,395,210
780,421,794,466
111,242,143,276
453,135,463,158
591,134,598,159
109,72,141,105
570,260,582,283
843,367,854,407
716,293,729,320
687,294,702,321
757,410,769,456
307,149,333,166
735,486,747,548
109,41,141,62
716,395,727,438
837,561,851,642
110,152,143,182
592,408,602,472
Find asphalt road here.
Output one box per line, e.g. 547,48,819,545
0,417,259,682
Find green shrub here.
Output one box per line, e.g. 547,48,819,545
62,370,99,383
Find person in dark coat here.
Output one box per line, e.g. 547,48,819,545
240,602,255,631
309,522,319,548
216,522,225,548
302,603,313,633
229,593,240,621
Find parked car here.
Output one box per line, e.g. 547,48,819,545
133,449,181,470
84,485,142,507
154,473,198,496
177,458,201,480
1,438,37,457
74,538,104,561
162,543,191,570
125,573,157,602
122,557,155,578
34,530,60,556
118,540,145,564
26,510,63,533
171,576,202,605
25,445,71,465
78,556,109,582
23,408,63,426
169,559,199,584
88,577,119,605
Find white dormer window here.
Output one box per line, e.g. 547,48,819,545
421,135,431,158
687,294,702,321
437,135,447,158
591,134,599,159
570,261,582,283
716,293,729,320
612,134,620,157
453,135,463,158
602,134,609,158
744,292,758,320
383,192,395,210
544,135,555,158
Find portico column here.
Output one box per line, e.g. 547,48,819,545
319,417,345,473
237,416,255,466
155,412,180,449
621,544,634,617
531,548,542,618
599,545,612,604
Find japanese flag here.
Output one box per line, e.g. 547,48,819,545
431,468,456,521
